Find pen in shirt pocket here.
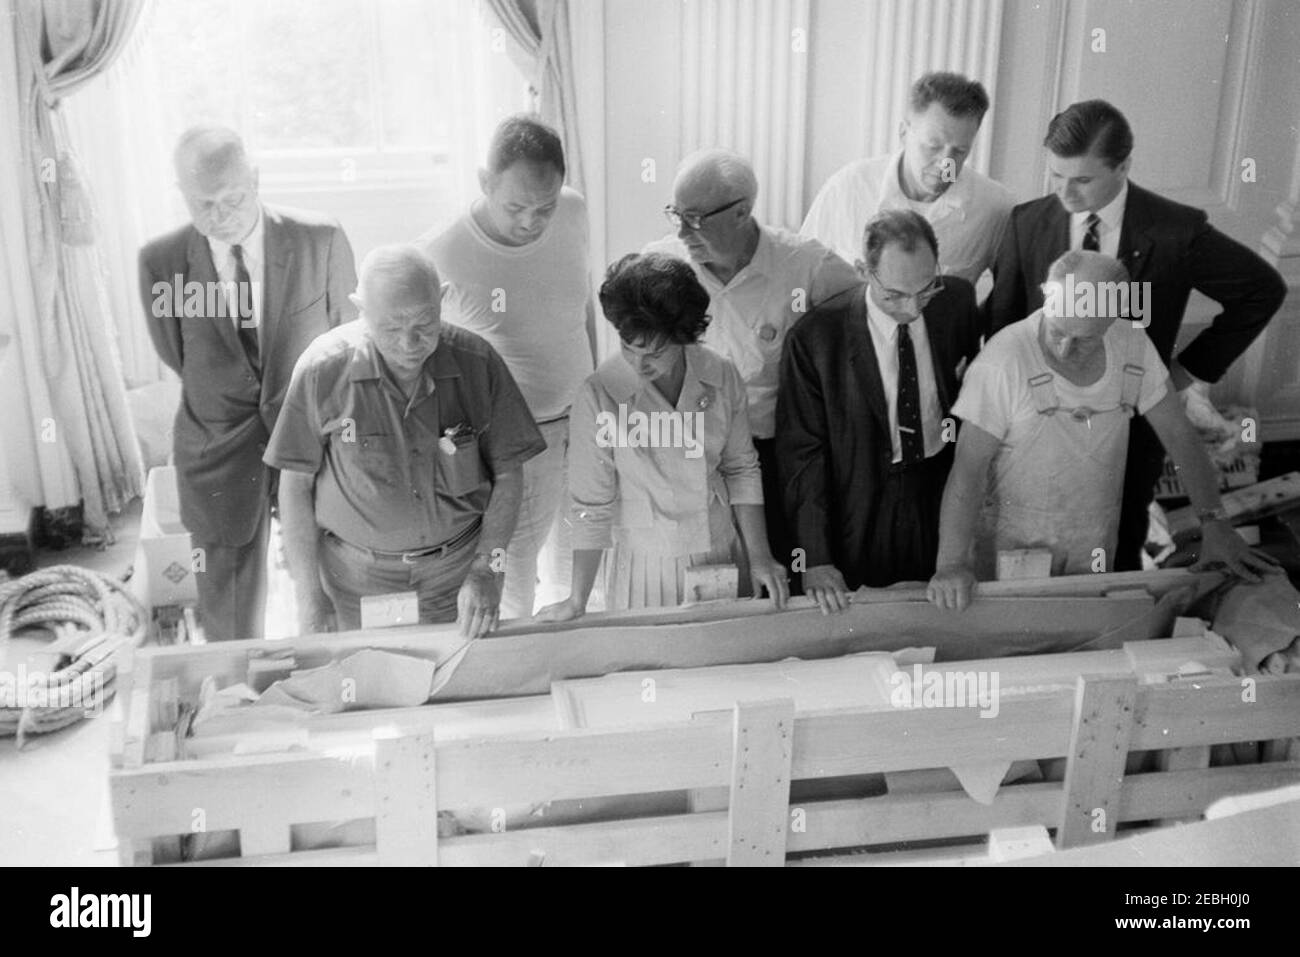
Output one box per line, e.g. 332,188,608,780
439,421,476,455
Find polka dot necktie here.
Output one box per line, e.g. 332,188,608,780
231,243,260,372
1082,213,1101,252
897,323,924,464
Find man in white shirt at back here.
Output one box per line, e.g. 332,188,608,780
644,149,859,584
801,71,1014,292
418,115,597,619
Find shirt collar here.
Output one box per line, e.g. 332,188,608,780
1075,179,1128,233
880,150,970,211
705,221,771,289
207,204,265,264
597,343,722,403
348,326,462,386
863,284,925,343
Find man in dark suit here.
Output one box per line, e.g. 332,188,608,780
139,126,357,640
986,100,1286,570
777,210,982,614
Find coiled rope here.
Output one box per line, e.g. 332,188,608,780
0,565,147,746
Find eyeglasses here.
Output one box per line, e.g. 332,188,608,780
663,197,746,231
868,269,945,306
191,191,248,220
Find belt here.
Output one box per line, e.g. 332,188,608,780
887,447,952,475
326,519,481,564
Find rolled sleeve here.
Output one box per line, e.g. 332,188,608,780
480,349,546,477
717,363,764,506
565,379,618,550
264,354,325,474
950,358,1012,442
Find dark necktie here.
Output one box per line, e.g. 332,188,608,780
896,322,925,464
231,243,259,371
1082,213,1100,252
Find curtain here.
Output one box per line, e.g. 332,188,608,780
485,0,586,196
61,3,184,389
6,0,147,540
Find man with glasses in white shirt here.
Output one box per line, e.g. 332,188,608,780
776,210,982,613
644,149,859,585
801,72,1014,292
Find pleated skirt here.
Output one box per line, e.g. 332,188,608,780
596,501,740,611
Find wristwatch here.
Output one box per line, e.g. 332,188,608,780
1196,505,1229,525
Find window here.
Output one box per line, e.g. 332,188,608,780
145,0,530,202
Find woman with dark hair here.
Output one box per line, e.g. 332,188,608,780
537,252,788,616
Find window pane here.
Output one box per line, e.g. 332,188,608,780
243,0,372,150
375,0,446,149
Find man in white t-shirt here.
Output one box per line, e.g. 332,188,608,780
644,149,859,582
801,72,1014,290
926,250,1274,610
418,115,597,619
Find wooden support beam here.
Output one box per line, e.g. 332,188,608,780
1152,746,1212,824
119,656,154,769
726,699,794,867
1057,675,1138,848
374,731,440,866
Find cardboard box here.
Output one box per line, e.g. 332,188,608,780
135,466,197,609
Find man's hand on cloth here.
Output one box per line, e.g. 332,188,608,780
1185,518,1281,583
927,564,977,612
804,564,851,615
457,562,502,639
748,552,790,609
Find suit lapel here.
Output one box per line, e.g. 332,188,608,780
846,294,889,434
1118,183,1155,281
261,206,294,365
1045,199,1071,263
186,227,243,356
923,300,954,411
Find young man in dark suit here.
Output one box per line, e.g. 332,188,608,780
777,210,982,614
139,126,357,640
985,100,1286,570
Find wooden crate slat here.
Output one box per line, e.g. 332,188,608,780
374,732,439,866
111,751,378,838
792,692,1076,777
1057,676,1139,848
439,812,725,867
726,699,794,866
1131,674,1300,749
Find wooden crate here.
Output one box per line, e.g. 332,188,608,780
108,670,1300,866
109,568,1272,866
